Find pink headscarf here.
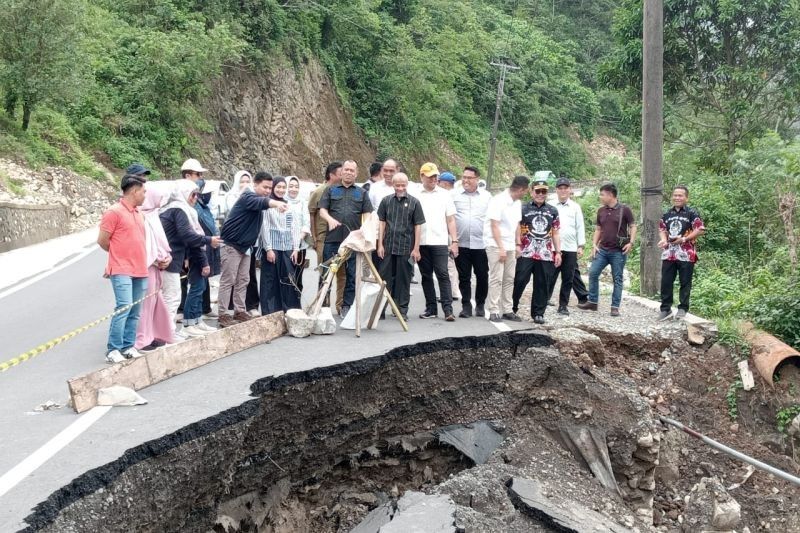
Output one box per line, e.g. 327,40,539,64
141,188,172,266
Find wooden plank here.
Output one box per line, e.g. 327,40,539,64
67,313,287,413
355,253,363,337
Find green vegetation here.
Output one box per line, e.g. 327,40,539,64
777,405,800,434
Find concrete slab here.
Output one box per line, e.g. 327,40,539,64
67,313,286,413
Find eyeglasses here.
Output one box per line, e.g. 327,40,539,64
533,188,548,194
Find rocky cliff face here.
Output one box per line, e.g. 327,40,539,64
201,59,375,183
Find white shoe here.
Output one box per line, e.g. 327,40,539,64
122,347,145,359
106,349,126,364
196,322,217,333
174,329,188,340
183,325,207,337
203,310,219,318
175,313,183,323
249,309,261,317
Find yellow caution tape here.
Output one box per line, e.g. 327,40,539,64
0,275,187,373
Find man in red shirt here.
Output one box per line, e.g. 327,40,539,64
98,174,149,363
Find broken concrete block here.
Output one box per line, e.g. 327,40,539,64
285,308,314,338
436,421,504,465
687,324,705,346
684,476,740,532
312,307,336,335
738,360,755,391
506,477,632,532
549,327,608,366
350,502,393,533
97,386,147,407
380,491,456,533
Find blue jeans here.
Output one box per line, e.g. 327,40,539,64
184,264,206,325
323,242,355,307
588,248,627,309
108,275,148,352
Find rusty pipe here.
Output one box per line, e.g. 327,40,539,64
740,323,800,385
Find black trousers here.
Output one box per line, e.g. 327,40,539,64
455,248,489,309
547,251,589,306
260,250,301,315
660,260,694,312
512,257,555,317
292,249,307,294
419,245,453,315
380,254,413,315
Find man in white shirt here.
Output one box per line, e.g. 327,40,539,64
452,165,492,318
368,158,398,210
416,162,459,321
484,175,529,322
438,171,461,302
548,176,589,314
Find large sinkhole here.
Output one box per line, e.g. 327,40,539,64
24,332,663,532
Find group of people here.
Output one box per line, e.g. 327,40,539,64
98,155,704,364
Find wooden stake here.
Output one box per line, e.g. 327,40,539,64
355,253,363,337
363,254,408,332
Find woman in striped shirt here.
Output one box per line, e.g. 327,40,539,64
258,177,302,315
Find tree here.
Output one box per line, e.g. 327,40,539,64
601,0,800,162
0,0,86,130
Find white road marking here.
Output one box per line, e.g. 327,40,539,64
0,245,98,301
0,406,112,498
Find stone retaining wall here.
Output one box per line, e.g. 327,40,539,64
0,202,70,252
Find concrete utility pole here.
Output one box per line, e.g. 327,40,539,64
640,0,664,296
487,61,519,189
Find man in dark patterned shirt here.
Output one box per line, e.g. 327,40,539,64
512,178,562,324
658,185,705,320
377,172,425,320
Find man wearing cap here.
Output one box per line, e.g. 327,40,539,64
126,163,151,178
97,173,149,363
416,163,459,321
451,166,491,317
436,171,462,302
512,178,562,324
319,160,373,318
178,158,221,320
485,175,528,322
547,176,589,314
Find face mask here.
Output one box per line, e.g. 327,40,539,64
196,178,206,192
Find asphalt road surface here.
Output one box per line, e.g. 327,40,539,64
0,244,518,531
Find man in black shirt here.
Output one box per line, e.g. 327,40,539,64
320,160,373,317
377,172,425,320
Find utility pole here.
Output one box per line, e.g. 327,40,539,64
640,0,664,296
487,61,519,190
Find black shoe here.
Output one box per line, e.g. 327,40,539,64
453,296,460,301
534,315,545,324
502,312,523,322
419,310,437,319
557,306,569,316
475,304,485,317
401,314,409,321
380,312,386,320
547,301,555,306
489,313,502,323
676,309,687,319
445,314,456,322
658,310,672,321
459,308,472,318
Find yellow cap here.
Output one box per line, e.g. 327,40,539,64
420,162,439,177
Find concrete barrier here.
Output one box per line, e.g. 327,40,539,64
68,312,286,413
0,202,70,252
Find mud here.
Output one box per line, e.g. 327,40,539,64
22,332,663,532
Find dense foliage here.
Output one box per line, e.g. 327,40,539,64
0,0,617,176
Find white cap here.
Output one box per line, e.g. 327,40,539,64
180,158,208,173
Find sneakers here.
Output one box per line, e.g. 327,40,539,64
577,301,598,311
122,347,144,359
533,315,545,324
248,309,261,317
196,321,217,333
610,307,621,317
182,325,207,337
502,312,523,322
445,314,456,322
173,329,188,342
105,349,126,364
233,311,253,323
474,304,485,318
203,309,219,319
174,313,183,323
419,310,437,319
658,310,672,321
218,314,237,328
489,313,502,323
676,309,687,319
557,306,570,316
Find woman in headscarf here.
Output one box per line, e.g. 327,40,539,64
225,170,253,214
135,188,174,350
286,176,311,293
258,176,302,314
160,179,222,338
